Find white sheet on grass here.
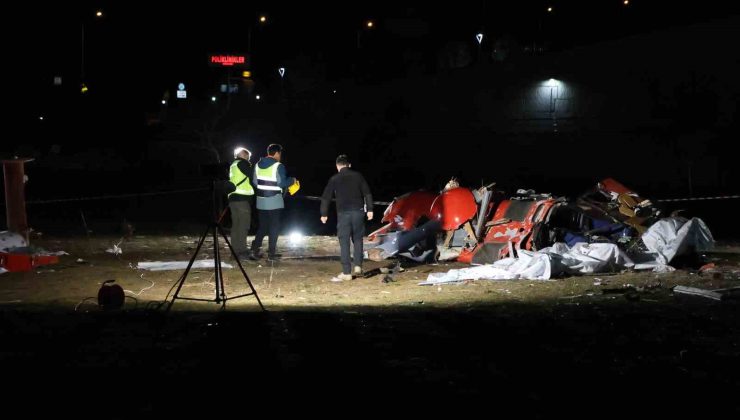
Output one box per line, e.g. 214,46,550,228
640,217,714,265
0,231,27,252
137,260,233,271
421,217,713,285
421,242,636,284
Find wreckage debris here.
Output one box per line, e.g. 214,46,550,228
672,285,740,301
367,178,715,283
0,231,65,273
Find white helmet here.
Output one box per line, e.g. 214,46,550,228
233,147,251,160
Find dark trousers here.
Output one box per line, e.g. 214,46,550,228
251,209,282,257
229,200,252,254
338,210,365,274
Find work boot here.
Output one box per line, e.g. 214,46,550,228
332,273,353,282
235,250,252,260
248,250,263,260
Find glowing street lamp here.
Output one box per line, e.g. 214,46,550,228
81,10,106,94
366,20,374,28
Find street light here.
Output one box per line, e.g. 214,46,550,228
547,7,553,12
358,20,375,48
623,0,629,5
81,10,105,94
249,14,268,53
211,96,217,102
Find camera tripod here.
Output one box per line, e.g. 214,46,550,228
166,182,265,311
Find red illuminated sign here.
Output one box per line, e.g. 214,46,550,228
209,54,247,68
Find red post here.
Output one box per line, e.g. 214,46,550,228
2,158,33,242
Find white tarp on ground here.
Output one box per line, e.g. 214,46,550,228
137,260,233,271
421,243,636,284
640,217,715,265
0,231,27,252
420,217,712,285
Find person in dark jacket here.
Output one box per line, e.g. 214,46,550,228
320,155,373,280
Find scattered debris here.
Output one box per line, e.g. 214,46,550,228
1,248,61,272
602,285,637,294
0,231,27,251
697,264,740,281
673,285,723,301
699,263,716,273
136,260,233,271
0,232,65,273
381,261,403,283
673,285,740,301
106,244,123,255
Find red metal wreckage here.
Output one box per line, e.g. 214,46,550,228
365,178,663,264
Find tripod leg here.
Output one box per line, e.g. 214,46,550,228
213,224,227,309
212,223,224,304
218,224,266,311
167,223,211,312
217,206,229,225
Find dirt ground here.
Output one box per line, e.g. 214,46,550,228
2,234,740,417
2,234,738,310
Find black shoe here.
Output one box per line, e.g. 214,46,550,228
248,251,262,260
266,254,280,262
235,251,252,260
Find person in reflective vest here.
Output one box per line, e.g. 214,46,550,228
250,143,297,261
228,147,255,259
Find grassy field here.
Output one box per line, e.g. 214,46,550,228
1,234,739,417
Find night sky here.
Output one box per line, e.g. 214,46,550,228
23,1,740,116
9,1,740,237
